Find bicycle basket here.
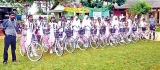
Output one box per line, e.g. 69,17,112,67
142,27,146,31
110,28,116,33
90,29,97,34
119,28,124,32
22,34,27,36
78,28,85,35
45,31,50,35
54,31,63,38
32,34,38,41
65,29,73,37
100,27,106,34
125,28,129,32
132,27,137,31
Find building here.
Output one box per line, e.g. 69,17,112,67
0,3,20,23
113,0,160,23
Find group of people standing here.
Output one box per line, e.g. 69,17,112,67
1,12,157,65
22,14,157,53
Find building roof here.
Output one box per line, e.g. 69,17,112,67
49,4,64,13
114,0,160,9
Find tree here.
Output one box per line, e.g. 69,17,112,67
103,0,126,6
129,1,152,15
81,0,103,8
81,0,126,8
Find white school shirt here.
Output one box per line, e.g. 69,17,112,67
82,19,91,30
119,21,125,28
49,22,57,29
36,20,41,26
95,22,102,28
25,21,34,30
127,19,132,28
140,21,147,27
111,20,119,29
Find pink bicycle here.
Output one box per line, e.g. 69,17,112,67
19,28,43,61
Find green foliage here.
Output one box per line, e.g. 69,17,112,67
116,0,126,6
15,0,34,3
81,0,103,8
18,20,24,24
52,0,59,10
103,0,126,6
105,4,114,10
129,1,152,15
36,6,47,15
81,0,126,8
47,15,51,23
36,9,46,15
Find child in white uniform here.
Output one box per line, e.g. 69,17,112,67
82,15,91,39
140,18,147,32
25,15,38,56
48,17,57,53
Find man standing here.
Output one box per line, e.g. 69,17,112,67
149,15,157,40
1,12,19,65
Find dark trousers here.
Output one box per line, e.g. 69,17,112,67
150,25,155,38
3,35,16,62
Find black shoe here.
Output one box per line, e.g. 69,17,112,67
3,62,7,66
12,60,19,63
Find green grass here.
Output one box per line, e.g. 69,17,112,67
156,26,160,32
0,39,160,70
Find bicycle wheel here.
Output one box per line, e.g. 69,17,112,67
149,31,158,40
89,35,99,49
78,36,89,50
19,37,26,56
141,32,149,42
42,39,49,52
27,42,43,61
99,35,107,48
55,40,64,56
108,35,118,47
124,35,132,44
105,37,110,46
131,32,139,43
65,37,75,53
117,34,126,45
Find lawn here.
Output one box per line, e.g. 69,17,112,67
156,26,160,32
0,39,160,70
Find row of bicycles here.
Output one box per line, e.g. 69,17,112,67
18,25,158,61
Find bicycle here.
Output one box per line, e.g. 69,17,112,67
130,27,140,43
117,28,126,45
146,25,158,40
41,30,53,53
64,27,75,53
138,27,149,42
97,26,108,48
72,25,89,50
107,27,118,47
52,29,64,56
85,25,99,49
19,28,27,56
19,30,43,61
